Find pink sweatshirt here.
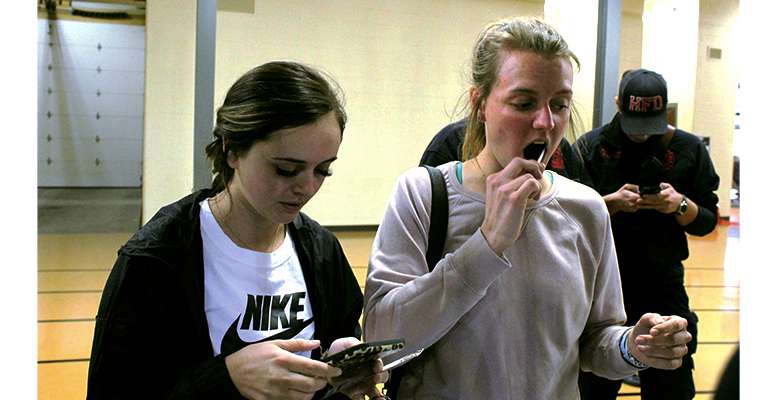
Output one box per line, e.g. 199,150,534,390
364,162,637,399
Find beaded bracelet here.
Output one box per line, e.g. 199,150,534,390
619,327,649,369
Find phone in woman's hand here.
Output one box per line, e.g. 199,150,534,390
321,339,404,399
322,338,405,369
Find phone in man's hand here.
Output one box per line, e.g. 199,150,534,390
639,184,661,196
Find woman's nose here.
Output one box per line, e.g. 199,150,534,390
533,104,555,131
291,172,317,196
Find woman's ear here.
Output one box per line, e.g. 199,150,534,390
469,87,485,122
226,147,239,170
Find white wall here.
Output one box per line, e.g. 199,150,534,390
142,0,739,222
143,0,196,221
619,0,643,78
638,0,735,218
544,0,599,136
693,0,738,218
214,0,544,225
641,0,700,132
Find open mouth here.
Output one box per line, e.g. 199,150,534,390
523,142,547,161
280,201,303,212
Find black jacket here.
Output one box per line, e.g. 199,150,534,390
86,189,363,399
576,115,720,269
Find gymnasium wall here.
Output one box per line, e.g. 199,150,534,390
142,0,737,224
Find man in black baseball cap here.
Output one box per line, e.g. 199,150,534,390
575,68,721,400
618,69,669,139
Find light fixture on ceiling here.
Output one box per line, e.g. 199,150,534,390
70,1,145,19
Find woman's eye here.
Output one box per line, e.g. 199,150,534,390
552,102,570,111
275,167,299,177
511,102,535,111
275,166,332,178
315,168,333,177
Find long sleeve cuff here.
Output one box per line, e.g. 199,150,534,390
181,355,244,399
685,205,717,236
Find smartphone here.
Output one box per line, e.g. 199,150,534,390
639,184,661,196
524,143,546,163
319,339,405,400
321,339,405,369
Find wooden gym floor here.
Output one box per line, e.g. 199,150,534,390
38,212,740,399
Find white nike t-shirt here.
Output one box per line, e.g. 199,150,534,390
200,200,315,357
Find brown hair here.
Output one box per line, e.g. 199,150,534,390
461,17,581,160
205,61,346,191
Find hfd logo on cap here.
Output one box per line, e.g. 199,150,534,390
629,95,664,113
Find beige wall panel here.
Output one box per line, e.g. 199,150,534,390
143,112,195,216
619,4,643,78
352,265,368,289
218,0,254,13
693,0,738,218
642,0,700,133
214,0,544,225
334,230,377,267
544,0,598,135
143,1,196,222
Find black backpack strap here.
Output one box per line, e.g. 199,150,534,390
422,165,448,272
384,165,448,398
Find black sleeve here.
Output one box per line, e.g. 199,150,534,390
86,255,243,400
312,238,365,400
574,136,593,174
419,121,465,166
574,135,589,162
562,139,594,188
684,140,720,236
420,150,456,167
331,238,364,341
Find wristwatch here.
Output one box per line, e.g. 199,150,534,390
675,196,689,216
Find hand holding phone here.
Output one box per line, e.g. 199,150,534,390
320,339,402,399
639,184,661,197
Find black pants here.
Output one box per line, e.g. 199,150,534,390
579,262,698,400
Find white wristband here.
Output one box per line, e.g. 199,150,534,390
619,328,649,369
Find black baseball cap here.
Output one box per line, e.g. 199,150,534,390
618,69,668,135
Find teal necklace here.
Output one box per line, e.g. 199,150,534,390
456,161,554,186
544,169,554,185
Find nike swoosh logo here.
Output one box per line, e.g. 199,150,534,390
220,315,314,355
